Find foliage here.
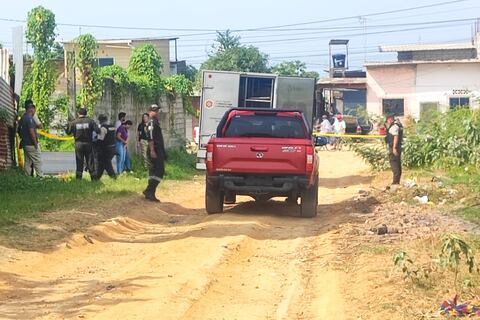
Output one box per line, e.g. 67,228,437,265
24,6,57,128
0,109,9,123
128,44,163,103
202,45,269,73
163,74,194,115
39,95,71,151
402,109,480,169
51,42,64,60
99,65,130,105
0,147,197,226
182,64,198,82
272,60,319,78
439,234,477,290
350,142,389,171
76,34,101,114
353,109,480,171
214,30,241,51
25,6,56,55
393,251,431,286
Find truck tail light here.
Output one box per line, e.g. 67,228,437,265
306,146,314,174
356,126,362,134
206,143,214,172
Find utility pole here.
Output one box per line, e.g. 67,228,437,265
359,16,367,63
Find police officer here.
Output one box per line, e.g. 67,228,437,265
93,114,117,180
143,104,167,202
385,114,403,185
67,108,99,180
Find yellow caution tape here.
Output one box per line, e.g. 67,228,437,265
15,134,24,168
313,132,385,139
38,129,74,141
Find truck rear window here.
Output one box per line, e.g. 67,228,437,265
224,114,307,138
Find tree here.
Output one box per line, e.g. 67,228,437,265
51,42,64,60
182,64,198,82
215,30,240,51
76,34,101,114
272,60,319,78
24,6,57,127
127,44,163,102
201,46,269,73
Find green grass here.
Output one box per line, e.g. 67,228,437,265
0,148,198,227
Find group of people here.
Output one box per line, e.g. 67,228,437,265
17,100,167,202
314,111,404,186
314,112,347,150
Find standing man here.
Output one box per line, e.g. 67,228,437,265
93,114,117,180
143,104,167,202
137,113,150,168
67,108,99,180
332,113,346,150
18,100,43,176
385,114,403,185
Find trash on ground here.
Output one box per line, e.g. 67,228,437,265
414,195,429,204
440,295,480,317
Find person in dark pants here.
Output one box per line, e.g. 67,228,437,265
385,114,403,185
67,108,99,180
93,114,117,180
143,104,167,202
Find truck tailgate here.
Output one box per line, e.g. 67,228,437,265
212,137,309,174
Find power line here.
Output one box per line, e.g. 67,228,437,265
0,0,470,37
177,22,473,48
239,0,468,31
175,17,478,43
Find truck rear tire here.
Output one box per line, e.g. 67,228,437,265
300,179,318,218
206,181,224,214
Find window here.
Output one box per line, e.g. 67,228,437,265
96,57,114,67
238,77,274,109
382,99,404,116
420,102,439,119
449,97,470,109
224,114,306,139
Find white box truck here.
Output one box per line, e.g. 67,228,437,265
196,70,316,169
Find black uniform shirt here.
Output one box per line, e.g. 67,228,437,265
146,118,166,158
67,116,99,143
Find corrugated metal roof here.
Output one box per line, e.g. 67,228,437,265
63,36,177,44
380,42,474,52
0,49,9,83
365,59,480,67
0,77,15,126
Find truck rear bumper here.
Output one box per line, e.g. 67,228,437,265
208,174,309,196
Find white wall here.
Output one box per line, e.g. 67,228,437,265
415,63,480,118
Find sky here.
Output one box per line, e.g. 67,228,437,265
0,0,478,75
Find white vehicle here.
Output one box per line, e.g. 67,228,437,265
196,70,316,169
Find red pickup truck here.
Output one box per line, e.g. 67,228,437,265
205,108,319,218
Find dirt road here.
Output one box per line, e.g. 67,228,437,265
0,151,373,320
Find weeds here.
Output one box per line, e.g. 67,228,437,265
0,147,198,227
439,234,478,291
392,251,432,287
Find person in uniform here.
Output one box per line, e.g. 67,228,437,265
93,114,117,180
385,114,403,185
143,104,167,202
67,108,99,180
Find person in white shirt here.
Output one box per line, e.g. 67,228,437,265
320,115,333,133
333,113,346,134
332,113,346,150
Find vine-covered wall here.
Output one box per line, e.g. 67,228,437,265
95,79,186,153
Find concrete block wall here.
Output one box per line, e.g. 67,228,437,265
95,80,186,154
